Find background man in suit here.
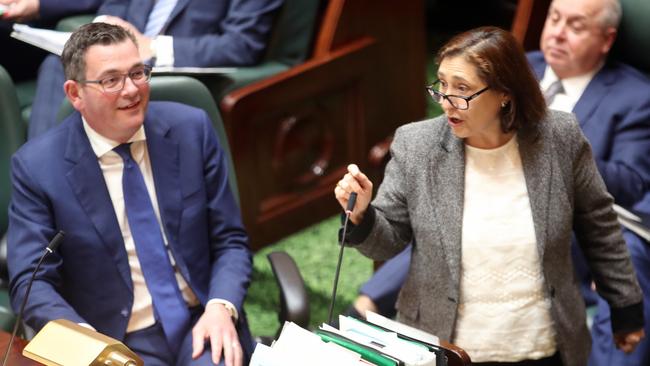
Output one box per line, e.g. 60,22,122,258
348,0,650,364
8,22,252,366
0,0,101,22
28,0,283,138
0,0,102,83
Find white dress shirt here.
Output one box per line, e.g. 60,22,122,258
82,119,236,332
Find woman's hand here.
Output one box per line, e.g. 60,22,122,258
334,164,373,224
614,328,645,353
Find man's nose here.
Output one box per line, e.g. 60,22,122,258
548,21,567,40
121,76,139,95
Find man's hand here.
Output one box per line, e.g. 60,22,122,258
614,328,645,353
0,0,39,22
192,303,242,366
98,15,154,61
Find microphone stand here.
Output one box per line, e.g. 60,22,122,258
327,192,357,325
1,231,64,366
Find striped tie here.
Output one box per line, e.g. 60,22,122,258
543,80,564,106
144,0,178,37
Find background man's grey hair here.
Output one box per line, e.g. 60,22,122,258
598,0,622,30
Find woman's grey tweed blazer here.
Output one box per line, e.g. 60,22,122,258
347,110,643,366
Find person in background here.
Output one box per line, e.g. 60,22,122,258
0,0,102,83
27,0,283,138
349,1,650,364
0,0,100,22
8,22,252,366
335,26,644,365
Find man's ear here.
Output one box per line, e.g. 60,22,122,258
63,80,84,111
601,27,617,55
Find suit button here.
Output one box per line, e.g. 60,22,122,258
121,308,129,317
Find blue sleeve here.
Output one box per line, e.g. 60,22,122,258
198,111,252,311
7,152,86,330
595,96,650,208
38,0,101,20
172,0,284,66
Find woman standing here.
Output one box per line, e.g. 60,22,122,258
334,26,644,365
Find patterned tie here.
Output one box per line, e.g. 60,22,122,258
543,80,564,106
144,0,178,37
114,143,190,352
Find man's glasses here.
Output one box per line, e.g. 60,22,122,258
425,80,489,110
78,65,153,93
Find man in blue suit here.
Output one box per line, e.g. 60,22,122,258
347,0,650,363
8,22,253,366
28,0,283,138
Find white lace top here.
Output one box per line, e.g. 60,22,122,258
452,136,557,362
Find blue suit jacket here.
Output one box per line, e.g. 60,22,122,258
98,0,283,67
38,0,102,20
528,51,650,209
8,102,253,351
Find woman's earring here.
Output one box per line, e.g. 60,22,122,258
501,101,507,108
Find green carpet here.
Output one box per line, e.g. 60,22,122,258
244,215,373,337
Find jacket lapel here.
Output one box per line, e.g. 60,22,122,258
126,0,155,33
162,0,191,34
64,114,133,291
143,115,183,262
572,68,613,128
518,124,552,260
431,128,465,285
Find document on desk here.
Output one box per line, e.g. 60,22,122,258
366,311,440,346
322,316,438,366
249,322,375,366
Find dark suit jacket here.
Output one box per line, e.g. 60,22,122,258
347,111,643,366
39,0,102,20
8,102,253,353
528,51,650,209
98,0,283,66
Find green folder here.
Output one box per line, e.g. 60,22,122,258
316,329,401,366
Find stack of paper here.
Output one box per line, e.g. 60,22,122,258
11,24,71,56
250,311,446,366
9,24,238,75
250,322,375,366
613,204,650,241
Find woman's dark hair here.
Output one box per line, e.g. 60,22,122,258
437,26,546,132
61,22,138,82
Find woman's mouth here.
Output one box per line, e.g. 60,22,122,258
447,117,463,127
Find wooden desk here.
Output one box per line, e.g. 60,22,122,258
0,331,39,366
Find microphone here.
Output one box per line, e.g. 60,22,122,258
328,192,357,325
1,230,65,366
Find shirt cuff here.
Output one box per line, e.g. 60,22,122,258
151,35,174,67
206,299,239,321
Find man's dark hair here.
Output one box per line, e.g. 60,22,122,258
61,22,137,81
